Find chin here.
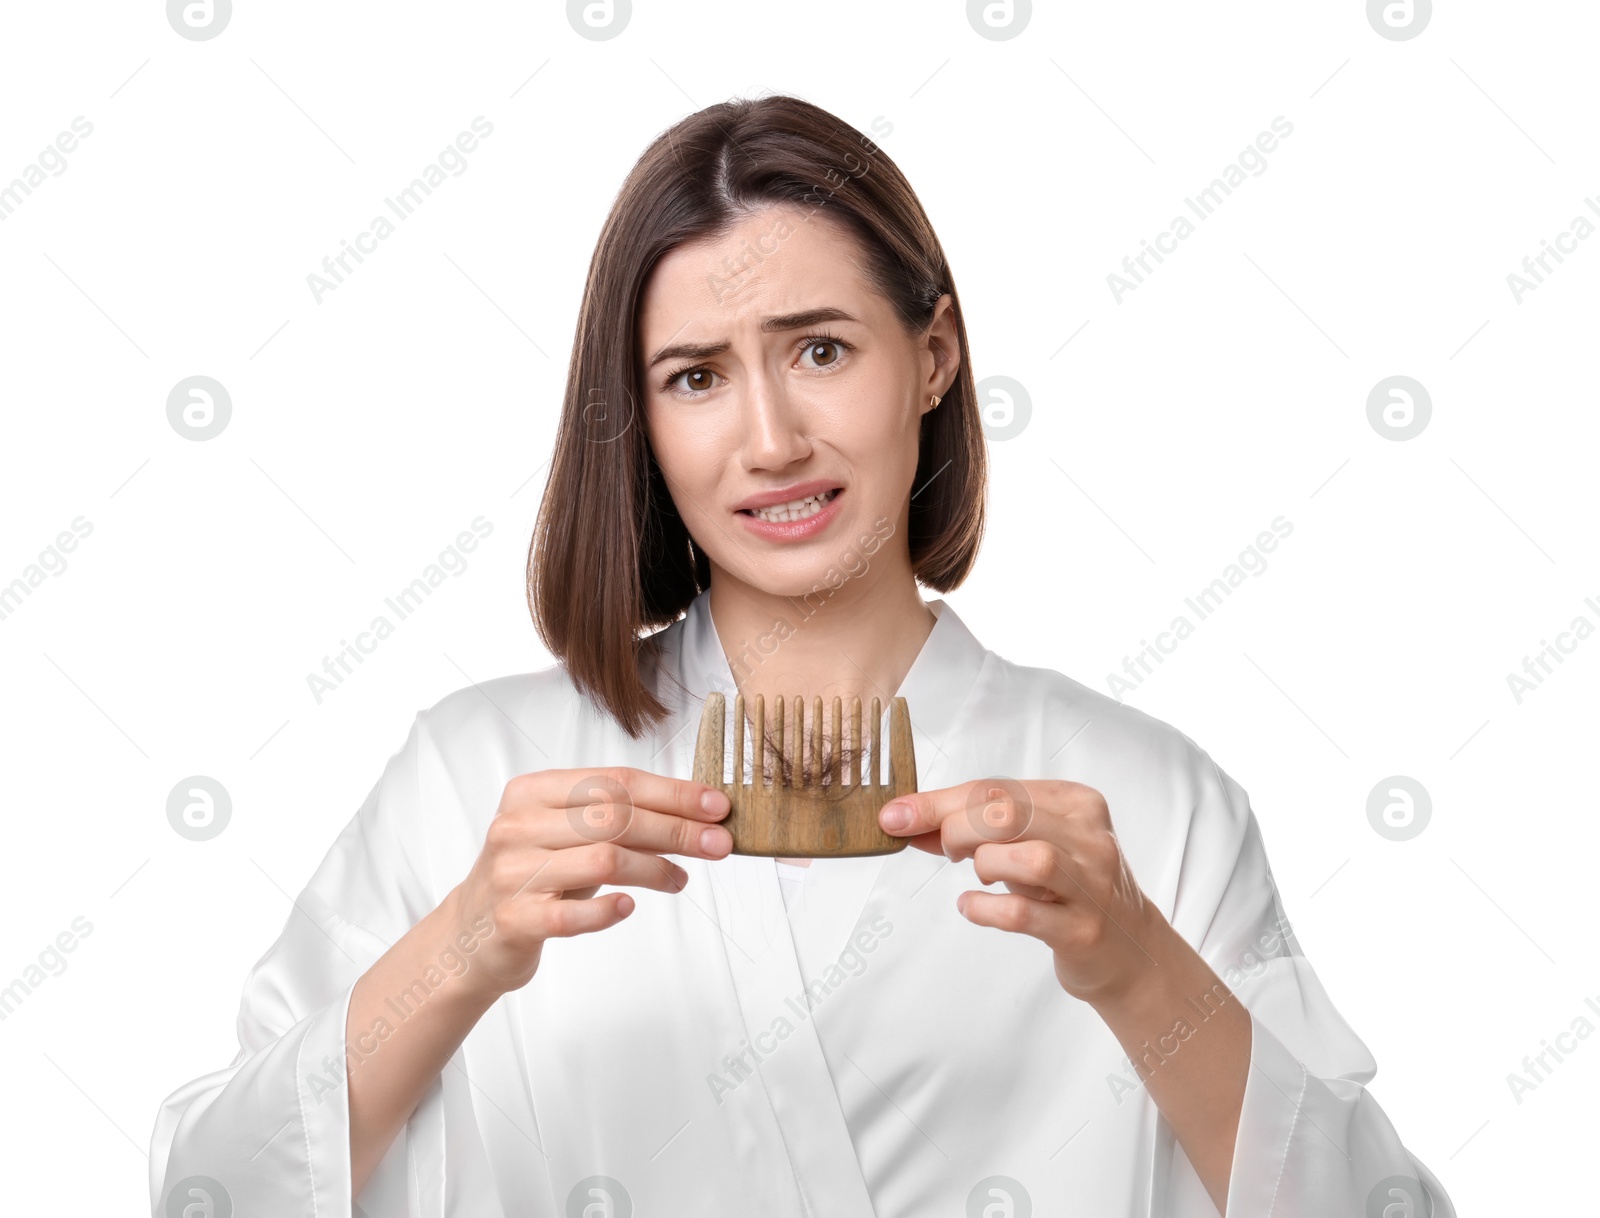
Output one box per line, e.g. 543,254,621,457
721,561,852,603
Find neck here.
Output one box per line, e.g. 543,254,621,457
706,571,936,734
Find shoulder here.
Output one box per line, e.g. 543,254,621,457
979,650,1250,840
416,610,689,740
418,662,587,734
403,642,684,778
405,660,625,770
940,624,1269,926
993,649,1224,779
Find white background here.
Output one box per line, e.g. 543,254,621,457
2,1,1594,1212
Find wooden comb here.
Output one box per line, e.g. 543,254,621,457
692,691,916,857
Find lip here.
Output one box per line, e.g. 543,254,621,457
733,478,844,512
736,486,846,543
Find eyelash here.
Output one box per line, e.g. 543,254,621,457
657,332,854,398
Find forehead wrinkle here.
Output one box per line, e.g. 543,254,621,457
645,307,863,369
640,214,865,367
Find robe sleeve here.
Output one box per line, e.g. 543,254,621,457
146,710,489,1218
1155,745,1457,1218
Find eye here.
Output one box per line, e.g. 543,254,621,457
798,333,851,370
662,366,718,397
657,332,853,399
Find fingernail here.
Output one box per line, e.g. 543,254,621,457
880,801,911,830
700,826,731,853
701,789,730,815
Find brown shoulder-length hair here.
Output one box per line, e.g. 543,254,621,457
527,93,987,740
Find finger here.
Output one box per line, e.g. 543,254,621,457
617,806,734,860
529,891,638,940
555,766,732,821
877,785,967,836
880,779,1040,862
972,840,1075,903
1000,880,1055,900
505,842,691,901
966,861,1159,966
496,771,735,858
897,828,948,857
523,802,734,860
956,890,1070,944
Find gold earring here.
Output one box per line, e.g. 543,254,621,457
930,394,941,409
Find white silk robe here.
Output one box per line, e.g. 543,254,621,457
149,588,1455,1217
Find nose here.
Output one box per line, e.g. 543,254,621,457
740,369,811,470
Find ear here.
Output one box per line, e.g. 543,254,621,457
923,294,961,403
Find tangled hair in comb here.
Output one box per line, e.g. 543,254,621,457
750,724,869,792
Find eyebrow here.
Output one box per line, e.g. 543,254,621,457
645,307,861,369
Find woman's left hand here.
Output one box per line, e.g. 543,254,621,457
880,777,1252,1211
878,778,1167,1006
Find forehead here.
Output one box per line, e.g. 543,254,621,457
637,204,876,345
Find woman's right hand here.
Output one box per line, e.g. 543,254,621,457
447,767,734,1000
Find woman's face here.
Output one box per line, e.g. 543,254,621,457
638,203,959,600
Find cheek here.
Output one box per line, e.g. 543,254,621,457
821,385,916,456
864,404,924,473
646,411,725,510
646,407,692,467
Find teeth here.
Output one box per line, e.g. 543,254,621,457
749,488,838,524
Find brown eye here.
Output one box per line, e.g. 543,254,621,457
667,367,715,395
803,340,842,368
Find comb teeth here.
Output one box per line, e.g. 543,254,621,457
737,693,881,787
693,692,916,858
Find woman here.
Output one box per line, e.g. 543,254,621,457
150,95,1453,1217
